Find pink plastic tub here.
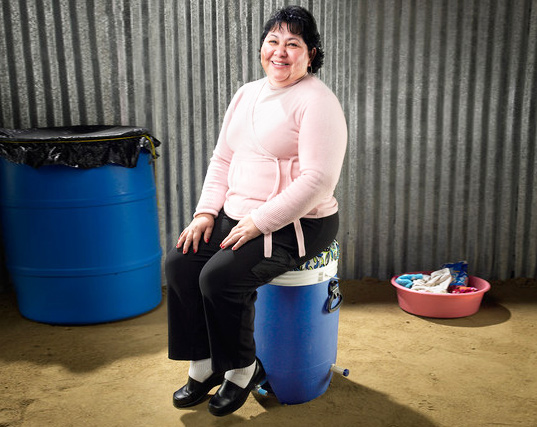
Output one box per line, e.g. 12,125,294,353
390,272,491,318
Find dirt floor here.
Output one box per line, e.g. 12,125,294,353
1,277,536,427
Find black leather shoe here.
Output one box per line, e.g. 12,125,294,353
173,372,224,408
208,358,266,417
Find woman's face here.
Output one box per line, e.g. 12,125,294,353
261,25,315,88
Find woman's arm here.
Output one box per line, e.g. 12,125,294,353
193,92,242,218
176,89,243,252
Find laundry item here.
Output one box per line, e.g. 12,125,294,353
448,285,479,294
395,274,424,288
409,268,452,293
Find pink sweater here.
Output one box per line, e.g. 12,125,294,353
195,75,347,257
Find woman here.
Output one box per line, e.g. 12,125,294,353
166,5,347,416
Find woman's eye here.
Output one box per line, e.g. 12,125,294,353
288,43,298,47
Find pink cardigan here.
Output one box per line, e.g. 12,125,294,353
195,75,347,257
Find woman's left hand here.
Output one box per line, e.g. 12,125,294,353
220,215,262,251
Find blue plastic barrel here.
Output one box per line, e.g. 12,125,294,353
254,261,341,404
0,151,162,324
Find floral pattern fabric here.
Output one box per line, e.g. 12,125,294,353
294,240,339,271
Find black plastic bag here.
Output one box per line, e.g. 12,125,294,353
0,125,160,169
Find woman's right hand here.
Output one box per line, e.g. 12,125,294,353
176,213,215,254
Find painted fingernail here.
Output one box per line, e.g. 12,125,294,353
183,249,186,254
194,249,197,253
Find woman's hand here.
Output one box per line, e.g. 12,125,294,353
176,213,215,254
220,215,262,251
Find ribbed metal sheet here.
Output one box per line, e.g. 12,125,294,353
0,0,536,286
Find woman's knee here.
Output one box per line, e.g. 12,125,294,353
165,247,181,272
198,262,228,300
164,248,196,291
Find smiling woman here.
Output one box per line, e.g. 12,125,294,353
260,5,325,75
165,5,347,417
260,27,314,88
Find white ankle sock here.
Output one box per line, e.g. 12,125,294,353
224,360,256,389
188,358,213,383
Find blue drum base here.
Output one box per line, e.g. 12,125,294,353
254,278,340,405
13,262,161,324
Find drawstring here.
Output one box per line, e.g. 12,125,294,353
264,233,273,258
266,158,281,200
293,219,306,257
262,156,306,258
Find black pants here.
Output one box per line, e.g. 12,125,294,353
166,210,338,373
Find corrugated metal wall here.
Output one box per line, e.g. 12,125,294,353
0,0,536,286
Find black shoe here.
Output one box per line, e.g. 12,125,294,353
173,372,224,408
208,358,266,417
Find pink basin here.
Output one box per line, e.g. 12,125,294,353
391,272,491,318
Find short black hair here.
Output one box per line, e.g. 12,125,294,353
260,5,325,74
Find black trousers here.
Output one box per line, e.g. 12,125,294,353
166,210,338,373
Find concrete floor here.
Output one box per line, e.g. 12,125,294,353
1,277,536,426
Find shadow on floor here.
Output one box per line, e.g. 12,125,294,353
423,295,511,327
424,278,537,327
0,290,167,372
176,374,437,427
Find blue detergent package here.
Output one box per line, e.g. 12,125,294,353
442,261,469,287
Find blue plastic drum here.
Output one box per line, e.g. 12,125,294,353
254,242,342,404
0,150,162,324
